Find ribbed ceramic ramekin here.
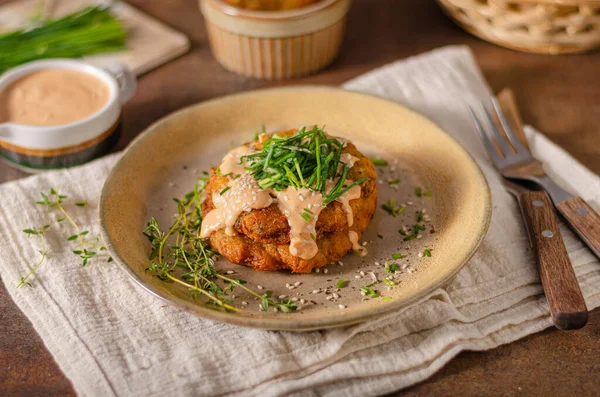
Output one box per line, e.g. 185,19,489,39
199,0,351,80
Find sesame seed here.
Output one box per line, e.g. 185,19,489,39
359,271,365,276
226,270,235,274
273,307,278,312
339,304,346,309
291,297,298,302
407,201,414,205
312,289,321,294
294,281,302,286
332,293,339,299
257,285,264,290
278,295,286,299
416,234,422,239
316,268,321,273
285,283,291,288
355,275,361,279
324,269,328,274
338,261,344,266
326,295,333,300
300,299,306,304
374,262,380,267
242,301,248,305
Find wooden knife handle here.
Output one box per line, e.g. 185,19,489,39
519,190,588,330
556,197,600,259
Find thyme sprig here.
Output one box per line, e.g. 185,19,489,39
17,225,49,288
241,126,368,205
143,178,297,314
36,188,108,266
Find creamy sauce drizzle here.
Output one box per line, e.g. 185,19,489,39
276,187,326,260
219,146,254,175
202,143,364,259
348,230,368,257
200,173,273,237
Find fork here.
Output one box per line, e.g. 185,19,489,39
471,98,600,260
471,100,588,329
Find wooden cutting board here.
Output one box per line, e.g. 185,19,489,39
0,0,191,76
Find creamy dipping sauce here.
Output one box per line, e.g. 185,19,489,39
0,68,109,126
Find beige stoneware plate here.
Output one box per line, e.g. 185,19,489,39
99,86,491,331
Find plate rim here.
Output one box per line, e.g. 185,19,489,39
99,85,492,331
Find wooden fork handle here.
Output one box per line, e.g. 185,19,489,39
557,197,600,259
518,191,588,330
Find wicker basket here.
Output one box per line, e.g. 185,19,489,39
437,0,600,54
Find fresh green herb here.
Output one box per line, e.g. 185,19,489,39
417,211,424,222
381,199,406,217
415,187,423,197
0,6,127,74
414,223,426,231
335,279,345,288
310,233,316,242
371,158,388,167
301,212,311,222
403,234,417,241
391,253,403,260
386,263,398,273
382,296,393,301
383,278,396,287
303,207,314,215
241,126,368,205
424,249,431,257
424,190,432,196
143,177,296,314
388,179,400,185
360,282,380,298
219,186,230,195
17,225,50,288
36,189,106,267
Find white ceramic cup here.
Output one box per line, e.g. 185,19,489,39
0,59,136,171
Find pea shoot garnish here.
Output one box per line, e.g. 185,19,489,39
241,126,368,205
424,249,431,257
391,253,403,260
388,179,400,185
386,263,398,273
335,279,345,288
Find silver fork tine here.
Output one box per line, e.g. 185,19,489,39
469,105,504,168
480,103,513,156
491,97,529,154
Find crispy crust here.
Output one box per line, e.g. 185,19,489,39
202,135,378,273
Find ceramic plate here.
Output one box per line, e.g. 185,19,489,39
100,86,491,330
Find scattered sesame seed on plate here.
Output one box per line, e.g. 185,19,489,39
226,270,235,274
241,301,248,305
355,275,361,279
294,281,302,286
339,304,346,309
257,285,264,290
278,295,286,299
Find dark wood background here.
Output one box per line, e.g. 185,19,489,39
1,0,599,395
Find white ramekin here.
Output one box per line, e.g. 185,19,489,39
0,59,136,172
200,0,351,80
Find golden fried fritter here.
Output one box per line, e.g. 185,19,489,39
202,136,377,273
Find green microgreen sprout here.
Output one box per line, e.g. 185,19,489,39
391,253,403,260
335,279,345,288
386,263,399,273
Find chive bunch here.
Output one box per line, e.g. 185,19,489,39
242,126,368,205
0,6,127,73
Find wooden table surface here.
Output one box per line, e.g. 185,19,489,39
1,0,599,396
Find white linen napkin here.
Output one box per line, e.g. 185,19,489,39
1,46,598,397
